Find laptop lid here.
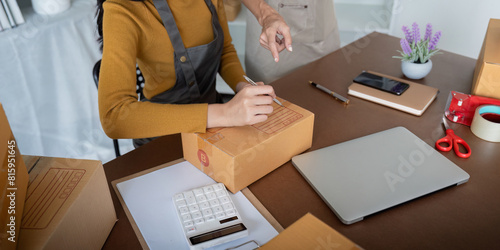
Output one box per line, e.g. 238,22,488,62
292,127,470,225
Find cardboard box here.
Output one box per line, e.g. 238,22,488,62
0,103,29,250
472,18,500,99
17,156,117,250
261,213,362,250
182,99,314,193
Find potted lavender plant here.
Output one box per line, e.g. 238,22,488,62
394,23,442,79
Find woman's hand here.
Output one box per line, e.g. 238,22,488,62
207,82,275,128
259,12,292,62
241,0,292,62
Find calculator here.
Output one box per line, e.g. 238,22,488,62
173,183,248,250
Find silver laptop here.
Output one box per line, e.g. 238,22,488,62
292,127,469,225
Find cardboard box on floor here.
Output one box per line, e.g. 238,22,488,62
472,18,500,99
261,213,362,250
0,103,29,250
182,98,314,193
17,156,117,250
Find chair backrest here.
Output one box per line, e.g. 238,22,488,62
92,59,145,100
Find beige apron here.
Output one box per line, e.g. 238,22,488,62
245,0,340,83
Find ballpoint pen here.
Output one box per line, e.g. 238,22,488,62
243,75,284,107
309,81,350,105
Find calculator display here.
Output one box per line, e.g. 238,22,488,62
189,223,247,245
219,216,238,224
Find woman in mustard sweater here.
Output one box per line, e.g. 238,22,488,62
96,0,282,147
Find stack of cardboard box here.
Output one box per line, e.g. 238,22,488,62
472,18,500,100
0,103,116,250
1,103,29,249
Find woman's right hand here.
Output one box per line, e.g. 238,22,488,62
241,0,292,62
207,84,275,128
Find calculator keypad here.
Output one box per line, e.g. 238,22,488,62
174,183,238,234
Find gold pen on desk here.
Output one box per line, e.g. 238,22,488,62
309,81,350,105
243,75,284,107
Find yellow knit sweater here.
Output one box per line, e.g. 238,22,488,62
99,0,245,139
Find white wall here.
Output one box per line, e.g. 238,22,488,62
389,0,500,59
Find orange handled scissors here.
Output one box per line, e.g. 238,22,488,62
435,116,471,158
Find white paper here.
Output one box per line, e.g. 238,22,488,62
116,161,278,250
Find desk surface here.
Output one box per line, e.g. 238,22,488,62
103,33,500,250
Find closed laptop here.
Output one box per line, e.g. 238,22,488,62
292,127,470,224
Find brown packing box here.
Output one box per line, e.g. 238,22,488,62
261,213,362,250
0,103,29,250
17,156,117,250
182,98,314,193
472,18,500,99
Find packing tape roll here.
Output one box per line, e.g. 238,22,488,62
470,105,500,142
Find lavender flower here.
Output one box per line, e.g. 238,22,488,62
424,23,432,41
400,38,412,55
402,25,413,43
428,31,442,51
412,22,421,43
394,22,442,63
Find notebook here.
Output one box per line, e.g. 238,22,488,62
347,71,439,116
291,127,469,225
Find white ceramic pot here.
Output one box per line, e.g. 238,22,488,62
401,60,433,80
32,0,71,15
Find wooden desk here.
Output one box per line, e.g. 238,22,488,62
103,33,500,250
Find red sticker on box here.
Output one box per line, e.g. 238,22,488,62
197,149,209,167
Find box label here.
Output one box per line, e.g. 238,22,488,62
252,106,303,134
22,168,85,229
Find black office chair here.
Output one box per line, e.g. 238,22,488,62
92,59,145,157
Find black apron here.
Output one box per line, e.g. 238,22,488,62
134,0,224,147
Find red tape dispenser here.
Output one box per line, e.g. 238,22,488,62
445,91,500,126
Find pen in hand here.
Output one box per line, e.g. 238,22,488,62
243,75,284,107
309,81,350,105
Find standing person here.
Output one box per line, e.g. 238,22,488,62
245,0,341,83
96,0,278,147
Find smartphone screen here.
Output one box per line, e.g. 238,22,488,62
353,72,410,96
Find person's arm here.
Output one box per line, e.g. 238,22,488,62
241,0,292,62
99,2,209,139
217,0,246,91
213,0,276,127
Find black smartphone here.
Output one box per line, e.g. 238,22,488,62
353,72,410,96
